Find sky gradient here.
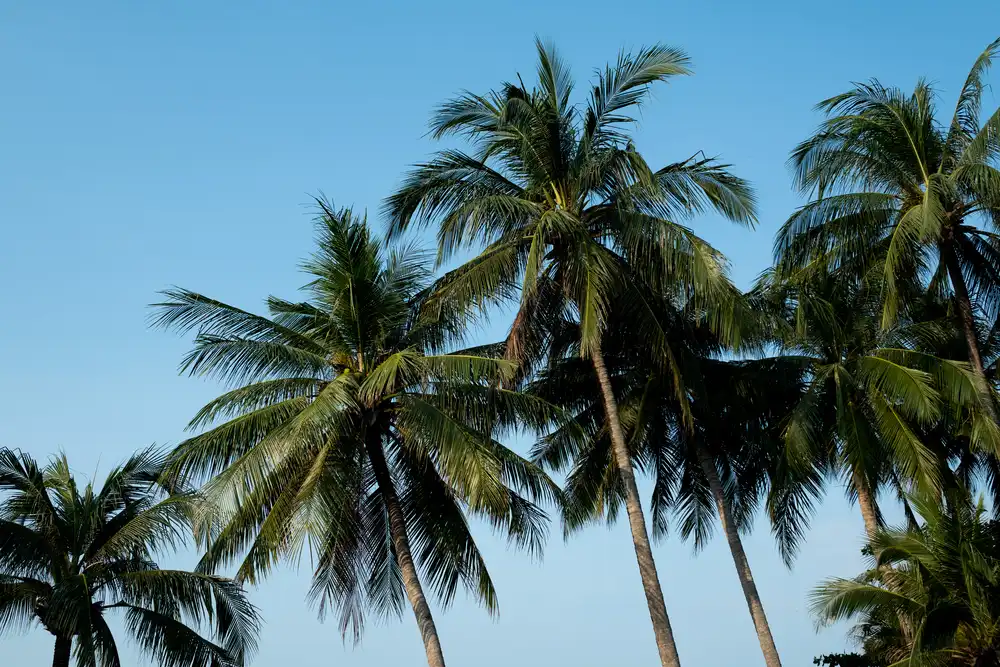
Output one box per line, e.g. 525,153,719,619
3,2,1000,665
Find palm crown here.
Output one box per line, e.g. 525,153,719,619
0,447,259,667
775,39,1000,394
812,491,1000,666
759,270,996,548
385,38,757,371
151,204,557,661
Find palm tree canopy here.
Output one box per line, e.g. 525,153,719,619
756,268,998,560
0,447,260,667
384,38,758,371
775,38,1000,328
811,491,1000,666
151,203,559,640
525,293,805,548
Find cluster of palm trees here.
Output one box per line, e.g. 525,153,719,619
5,37,1000,667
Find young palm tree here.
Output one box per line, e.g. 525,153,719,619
385,39,757,667
151,204,557,667
812,491,1000,666
0,447,259,667
776,38,1000,410
528,301,802,667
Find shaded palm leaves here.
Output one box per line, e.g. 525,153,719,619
812,492,1000,667
151,204,557,642
0,447,259,667
758,269,999,555
527,300,802,554
527,292,800,667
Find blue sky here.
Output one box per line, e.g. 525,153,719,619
3,2,999,665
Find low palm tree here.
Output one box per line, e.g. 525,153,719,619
385,38,756,667
776,38,1000,411
529,301,801,667
0,447,259,667
812,491,1000,666
152,204,557,667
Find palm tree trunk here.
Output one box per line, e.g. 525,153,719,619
365,433,447,667
696,446,782,667
52,636,72,667
942,240,996,417
591,346,682,667
853,469,880,540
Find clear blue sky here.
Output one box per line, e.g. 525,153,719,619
3,2,999,666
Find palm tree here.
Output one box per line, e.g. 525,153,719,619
151,203,557,667
0,447,259,667
528,300,801,667
385,38,757,667
681,357,804,667
812,490,1000,666
758,269,988,544
776,38,1000,412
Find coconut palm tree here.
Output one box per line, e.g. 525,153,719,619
757,269,991,544
811,490,1000,666
775,38,1000,412
385,38,757,667
527,298,802,667
151,203,557,667
0,447,259,667
678,356,804,667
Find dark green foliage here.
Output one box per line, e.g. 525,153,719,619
812,492,1000,666
776,38,1000,328
813,653,882,667
526,292,802,545
0,447,260,667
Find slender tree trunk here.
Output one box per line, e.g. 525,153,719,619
365,433,447,667
52,636,72,667
853,469,880,541
942,240,996,417
591,346,682,667
696,446,782,667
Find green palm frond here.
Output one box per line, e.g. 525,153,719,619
584,43,691,147
122,606,235,667
0,576,47,633
385,39,755,373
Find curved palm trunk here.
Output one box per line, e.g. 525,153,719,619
52,636,72,667
853,469,880,540
365,435,447,667
591,346,682,667
942,241,996,418
696,447,782,667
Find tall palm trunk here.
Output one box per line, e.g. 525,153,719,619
52,636,72,667
591,345,682,667
853,469,880,540
365,433,447,667
942,240,996,417
696,446,782,667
